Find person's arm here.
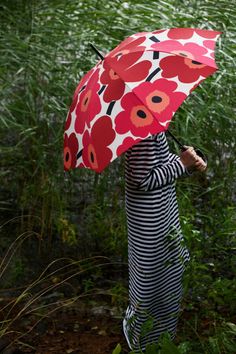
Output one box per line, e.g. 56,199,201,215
126,136,187,191
126,135,206,192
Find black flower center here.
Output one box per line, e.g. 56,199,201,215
79,85,86,93
90,151,94,163
137,110,146,119
152,96,162,103
65,152,70,162
84,97,89,106
192,60,202,65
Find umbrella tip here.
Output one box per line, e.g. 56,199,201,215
89,43,104,61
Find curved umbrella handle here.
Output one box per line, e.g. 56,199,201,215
193,148,208,163
167,130,207,162
180,145,207,163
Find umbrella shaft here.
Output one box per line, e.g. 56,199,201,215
89,43,104,60
89,43,186,153
167,130,186,151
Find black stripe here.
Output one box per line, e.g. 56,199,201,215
149,35,160,43
77,149,83,160
79,85,86,93
98,85,106,95
153,51,159,60
106,101,116,115
146,67,161,81
123,132,190,351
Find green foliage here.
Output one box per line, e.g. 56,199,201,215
109,282,128,309
112,343,122,354
0,0,235,353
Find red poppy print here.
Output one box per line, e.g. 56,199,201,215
203,40,216,50
101,52,152,102
74,68,95,100
116,136,141,156
64,133,79,171
115,79,186,137
152,40,210,62
65,72,90,132
160,55,216,83
152,29,166,35
108,36,146,59
115,92,157,138
134,78,187,124
82,116,116,172
64,111,72,131
167,28,195,39
195,29,221,39
167,28,220,40
74,69,101,134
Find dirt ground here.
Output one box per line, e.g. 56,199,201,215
0,297,130,354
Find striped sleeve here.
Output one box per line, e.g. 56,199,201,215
125,135,187,191
169,152,193,176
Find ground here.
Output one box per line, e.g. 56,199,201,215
0,295,130,354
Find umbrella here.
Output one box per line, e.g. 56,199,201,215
64,28,221,172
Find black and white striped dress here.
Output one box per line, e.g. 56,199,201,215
123,132,190,351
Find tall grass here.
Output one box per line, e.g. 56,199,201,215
1,0,235,238
0,0,235,351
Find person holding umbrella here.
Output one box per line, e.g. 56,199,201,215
64,27,221,352
123,134,206,351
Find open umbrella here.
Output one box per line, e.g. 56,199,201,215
64,28,221,172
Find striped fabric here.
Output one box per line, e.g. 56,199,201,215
123,132,190,352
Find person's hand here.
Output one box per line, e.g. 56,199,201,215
180,146,207,172
194,156,207,172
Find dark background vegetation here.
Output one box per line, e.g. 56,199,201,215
0,0,235,353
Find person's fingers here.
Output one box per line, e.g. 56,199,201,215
195,160,207,171
188,151,198,161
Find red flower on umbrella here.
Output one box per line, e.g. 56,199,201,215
108,36,146,58
65,83,84,132
116,136,142,156
167,28,195,39
74,68,95,100
195,29,221,38
203,40,216,50
66,68,96,131
152,40,209,60
100,52,152,102
64,133,79,171
152,29,166,35
74,69,101,134
64,111,72,131
82,116,116,172
167,28,220,40
115,79,186,137
160,55,215,83
115,92,157,138
134,78,187,124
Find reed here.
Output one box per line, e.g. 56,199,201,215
0,0,235,352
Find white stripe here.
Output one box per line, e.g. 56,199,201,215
123,132,190,351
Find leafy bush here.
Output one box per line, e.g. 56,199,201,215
0,0,235,352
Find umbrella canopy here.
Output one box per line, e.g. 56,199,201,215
64,28,221,173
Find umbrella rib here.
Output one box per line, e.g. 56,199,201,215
153,51,160,59
106,101,116,115
77,149,83,160
149,36,160,43
98,85,106,96
89,44,188,153
146,67,161,82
